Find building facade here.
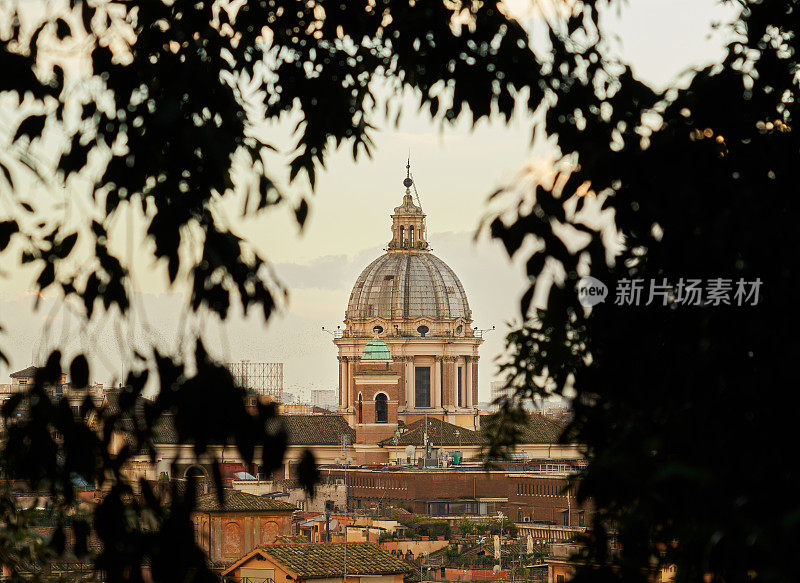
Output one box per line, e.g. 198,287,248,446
327,467,592,531
191,490,295,565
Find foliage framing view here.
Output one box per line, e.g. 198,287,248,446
0,0,794,582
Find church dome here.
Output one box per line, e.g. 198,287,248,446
344,165,473,330
346,252,470,320
362,337,392,360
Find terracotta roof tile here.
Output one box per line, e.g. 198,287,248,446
194,490,295,513
479,412,565,444
259,543,410,578
379,417,483,447
381,413,565,448
151,414,179,444
10,365,38,378
279,414,356,446
152,413,355,446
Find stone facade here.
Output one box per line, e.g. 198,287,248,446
191,491,294,564
193,510,293,563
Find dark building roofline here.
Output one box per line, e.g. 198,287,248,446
10,365,39,378
194,490,295,513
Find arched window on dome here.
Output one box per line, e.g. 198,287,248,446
357,393,363,424
409,225,414,247
375,393,388,423
399,225,404,247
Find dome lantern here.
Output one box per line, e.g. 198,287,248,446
388,160,427,251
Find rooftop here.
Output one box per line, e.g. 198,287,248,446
379,413,565,448
10,365,38,378
194,490,295,513
280,414,356,446
381,416,483,447
257,543,410,578
149,412,562,449
152,413,355,446
479,412,565,444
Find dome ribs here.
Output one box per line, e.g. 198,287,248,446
344,250,470,331
419,253,444,319
402,254,411,320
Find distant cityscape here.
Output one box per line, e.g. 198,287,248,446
0,182,614,583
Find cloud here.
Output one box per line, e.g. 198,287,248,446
273,248,381,290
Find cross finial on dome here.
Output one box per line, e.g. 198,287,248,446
403,156,413,189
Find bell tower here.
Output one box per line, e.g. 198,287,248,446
351,336,402,464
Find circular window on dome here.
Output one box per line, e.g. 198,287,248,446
372,325,384,335
456,325,463,335
417,325,429,337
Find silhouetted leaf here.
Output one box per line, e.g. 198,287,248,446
0,220,18,251
69,355,89,388
0,162,12,188
73,519,90,557
297,449,319,498
295,198,309,229
51,525,66,555
36,261,55,291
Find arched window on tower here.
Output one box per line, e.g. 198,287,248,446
409,225,414,247
357,394,363,424
399,226,404,247
375,393,388,423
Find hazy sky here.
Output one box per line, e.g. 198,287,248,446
0,0,737,401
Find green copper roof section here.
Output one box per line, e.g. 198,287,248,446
362,338,392,361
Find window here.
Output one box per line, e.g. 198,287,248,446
457,367,463,407
185,465,206,478
375,393,388,423
562,510,569,526
357,394,363,424
415,367,431,407
578,511,585,527
557,576,565,583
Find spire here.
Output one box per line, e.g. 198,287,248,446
388,158,428,251
403,157,413,190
